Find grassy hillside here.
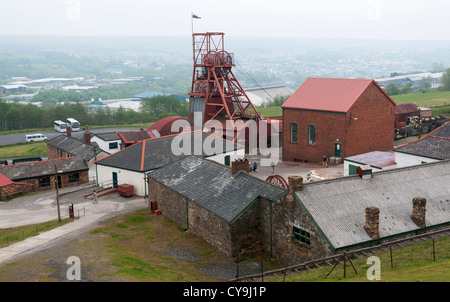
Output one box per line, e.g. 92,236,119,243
390,91,450,107
257,90,450,118
268,235,450,282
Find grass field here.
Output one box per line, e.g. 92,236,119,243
390,90,450,107
257,90,450,118
268,235,450,282
0,141,47,158
1,207,447,282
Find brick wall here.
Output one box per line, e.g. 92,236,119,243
10,170,89,193
283,82,395,163
282,109,347,163
0,183,33,201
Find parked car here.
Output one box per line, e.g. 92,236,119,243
25,133,48,142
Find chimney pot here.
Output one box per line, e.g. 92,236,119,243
364,206,380,239
231,158,250,175
411,197,426,228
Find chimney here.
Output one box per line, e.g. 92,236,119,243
411,197,426,228
357,165,373,179
364,207,380,239
288,176,303,193
66,126,71,138
84,131,91,145
231,158,250,176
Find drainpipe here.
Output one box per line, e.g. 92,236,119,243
270,200,273,258
185,197,189,231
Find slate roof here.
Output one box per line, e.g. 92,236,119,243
93,132,121,141
147,155,287,223
394,121,450,160
296,159,450,251
0,156,89,181
47,135,102,161
95,131,244,172
281,78,396,113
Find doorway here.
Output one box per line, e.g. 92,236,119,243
335,142,341,158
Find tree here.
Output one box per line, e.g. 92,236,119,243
384,83,400,96
442,68,450,91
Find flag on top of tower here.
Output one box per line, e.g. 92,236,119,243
192,13,201,19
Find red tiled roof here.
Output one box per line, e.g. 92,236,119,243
281,78,395,113
0,173,14,187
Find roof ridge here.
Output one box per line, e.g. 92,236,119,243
301,158,450,188
0,155,85,168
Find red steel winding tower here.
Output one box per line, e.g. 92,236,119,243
188,32,262,132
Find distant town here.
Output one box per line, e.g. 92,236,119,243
0,34,449,283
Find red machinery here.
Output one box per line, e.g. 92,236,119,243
188,32,265,141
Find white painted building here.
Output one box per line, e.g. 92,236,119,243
90,132,123,154
95,131,245,196
343,151,397,176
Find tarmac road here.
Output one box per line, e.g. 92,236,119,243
0,183,148,265
0,127,141,147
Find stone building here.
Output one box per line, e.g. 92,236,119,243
47,130,108,180
0,157,89,200
281,78,396,164
147,155,450,264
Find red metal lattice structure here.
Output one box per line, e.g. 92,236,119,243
188,32,262,131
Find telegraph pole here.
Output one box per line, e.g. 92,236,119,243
54,164,61,222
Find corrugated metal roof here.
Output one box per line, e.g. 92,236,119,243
281,78,394,113
395,103,419,115
148,155,287,223
296,160,450,250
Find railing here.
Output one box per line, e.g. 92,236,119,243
0,207,86,248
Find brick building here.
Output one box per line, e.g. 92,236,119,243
281,78,396,163
147,155,450,264
0,157,89,200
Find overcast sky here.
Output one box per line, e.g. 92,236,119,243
0,0,449,40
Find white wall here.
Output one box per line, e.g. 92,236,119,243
394,152,439,168
91,136,122,154
96,149,245,197
207,148,246,166
96,165,147,196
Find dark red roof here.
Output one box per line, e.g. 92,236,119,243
281,77,395,113
395,103,420,115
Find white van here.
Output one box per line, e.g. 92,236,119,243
25,133,48,142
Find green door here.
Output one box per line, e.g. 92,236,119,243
335,143,341,157
349,164,358,175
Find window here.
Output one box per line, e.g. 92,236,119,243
68,173,80,183
308,124,316,145
290,122,297,143
109,142,119,149
293,226,311,246
38,176,51,188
